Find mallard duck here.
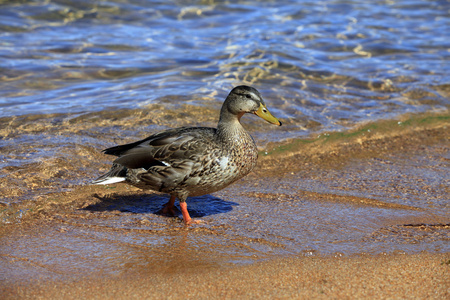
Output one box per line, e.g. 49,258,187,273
92,85,281,224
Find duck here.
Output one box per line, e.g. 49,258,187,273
92,85,282,224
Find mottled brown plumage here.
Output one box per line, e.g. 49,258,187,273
93,85,281,224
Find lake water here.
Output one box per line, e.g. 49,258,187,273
1,0,448,124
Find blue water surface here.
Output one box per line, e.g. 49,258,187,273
0,0,448,132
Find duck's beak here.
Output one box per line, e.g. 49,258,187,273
254,103,282,126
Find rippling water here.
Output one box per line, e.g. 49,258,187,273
1,0,449,134
1,1,449,200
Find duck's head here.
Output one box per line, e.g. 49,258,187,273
221,85,282,126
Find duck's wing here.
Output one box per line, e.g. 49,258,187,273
103,127,217,170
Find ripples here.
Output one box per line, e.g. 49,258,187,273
0,0,448,139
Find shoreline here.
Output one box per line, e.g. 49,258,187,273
1,113,449,299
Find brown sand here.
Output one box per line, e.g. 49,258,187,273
2,253,449,299
1,115,449,299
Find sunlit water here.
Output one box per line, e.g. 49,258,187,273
1,0,448,126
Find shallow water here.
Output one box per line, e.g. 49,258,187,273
0,0,449,266
1,116,448,261
1,127,448,284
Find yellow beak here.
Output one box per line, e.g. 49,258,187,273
254,103,282,126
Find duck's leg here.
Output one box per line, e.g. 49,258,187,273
161,195,176,216
179,199,203,225
179,201,192,225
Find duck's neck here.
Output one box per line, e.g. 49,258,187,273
216,110,248,142
216,111,258,169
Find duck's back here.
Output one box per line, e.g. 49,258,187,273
100,126,258,198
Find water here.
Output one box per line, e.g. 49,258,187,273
0,0,449,261
1,0,448,124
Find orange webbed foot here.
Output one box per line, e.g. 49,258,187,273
179,202,204,225
158,195,178,217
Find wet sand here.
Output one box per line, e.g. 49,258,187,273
2,253,449,299
1,114,449,299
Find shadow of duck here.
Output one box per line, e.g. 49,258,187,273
84,193,239,219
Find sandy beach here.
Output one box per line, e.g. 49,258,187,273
3,253,449,299
1,115,449,299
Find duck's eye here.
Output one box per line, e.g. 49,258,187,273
245,94,252,99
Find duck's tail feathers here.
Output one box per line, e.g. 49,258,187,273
92,164,127,185
92,176,126,185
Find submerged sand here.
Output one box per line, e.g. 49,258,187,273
0,114,449,299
